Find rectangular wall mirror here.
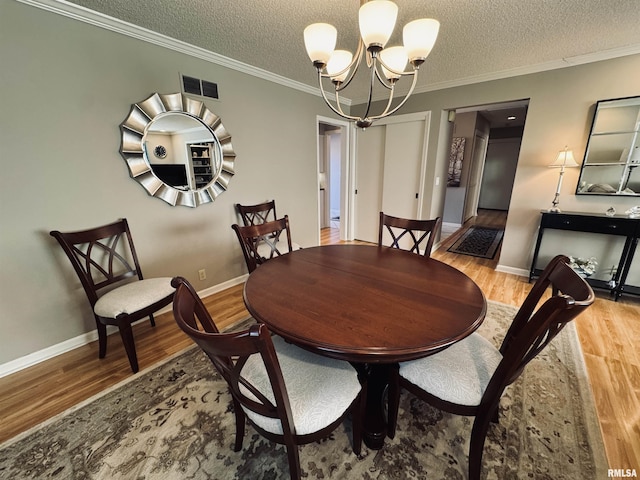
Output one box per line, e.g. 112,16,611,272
576,95,640,196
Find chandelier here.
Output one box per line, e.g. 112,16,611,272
303,0,439,128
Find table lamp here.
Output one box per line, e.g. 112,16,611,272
548,146,579,212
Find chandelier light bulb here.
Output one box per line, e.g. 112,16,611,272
359,0,398,50
304,23,337,66
380,46,408,80
403,18,440,63
327,50,354,83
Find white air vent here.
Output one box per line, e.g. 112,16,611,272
182,75,219,100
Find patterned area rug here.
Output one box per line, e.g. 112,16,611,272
448,226,505,259
0,302,607,479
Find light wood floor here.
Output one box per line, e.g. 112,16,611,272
1,210,638,473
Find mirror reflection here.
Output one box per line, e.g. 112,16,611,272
577,96,640,196
119,92,236,208
144,113,222,191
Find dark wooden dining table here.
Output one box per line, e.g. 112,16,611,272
243,244,486,449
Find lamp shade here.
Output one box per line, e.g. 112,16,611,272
359,0,398,48
304,23,337,65
327,50,353,82
380,46,408,80
403,18,440,62
549,148,579,168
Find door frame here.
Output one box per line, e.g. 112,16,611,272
353,111,432,242
315,116,355,242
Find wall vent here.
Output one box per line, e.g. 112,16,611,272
182,75,219,100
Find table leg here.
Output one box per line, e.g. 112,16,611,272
355,363,396,450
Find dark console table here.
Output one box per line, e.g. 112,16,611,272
529,211,639,300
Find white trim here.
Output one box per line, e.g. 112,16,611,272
495,264,529,277
0,274,248,379
15,0,330,100
442,221,463,229
351,45,640,104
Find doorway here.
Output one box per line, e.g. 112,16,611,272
317,117,351,243
441,100,528,243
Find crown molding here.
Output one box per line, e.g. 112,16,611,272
15,0,329,100
350,44,640,104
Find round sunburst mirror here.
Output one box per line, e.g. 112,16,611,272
119,92,236,207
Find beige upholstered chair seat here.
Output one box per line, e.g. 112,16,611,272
94,277,175,318
241,335,361,435
398,333,502,407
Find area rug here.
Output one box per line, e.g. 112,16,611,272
0,302,607,479
448,226,505,259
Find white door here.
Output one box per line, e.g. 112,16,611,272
354,112,430,243
354,126,385,243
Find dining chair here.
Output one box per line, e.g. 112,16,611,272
237,200,302,251
236,200,278,226
386,254,595,480
378,212,442,257
171,276,365,480
50,218,175,373
232,216,295,273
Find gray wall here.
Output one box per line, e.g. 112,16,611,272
0,1,332,365
478,137,521,210
371,55,640,272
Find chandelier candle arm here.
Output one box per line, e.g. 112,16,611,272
303,0,440,128
368,68,420,122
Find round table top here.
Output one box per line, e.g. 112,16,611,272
243,244,486,363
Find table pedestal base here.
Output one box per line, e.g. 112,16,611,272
356,363,397,450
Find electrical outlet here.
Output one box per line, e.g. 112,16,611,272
198,269,206,281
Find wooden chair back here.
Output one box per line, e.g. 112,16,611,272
171,277,287,429
237,200,277,226
491,255,595,394
378,212,442,257
50,218,143,308
232,216,293,273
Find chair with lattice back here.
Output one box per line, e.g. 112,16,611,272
171,275,364,480
50,218,175,373
378,212,442,257
236,200,278,227
232,216,295,273
236,199,302,253
386,255,595,480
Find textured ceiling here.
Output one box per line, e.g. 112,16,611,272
65,0,640,103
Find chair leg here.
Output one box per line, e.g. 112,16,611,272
285,441,302,480
352,388,365,455
96,319,108,359
117,321,139,373
468,411,493,480
231,398,245,452
148,313,156,327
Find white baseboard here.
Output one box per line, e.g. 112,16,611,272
495,264,529,277
442,221,462,229
0,275,248,379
